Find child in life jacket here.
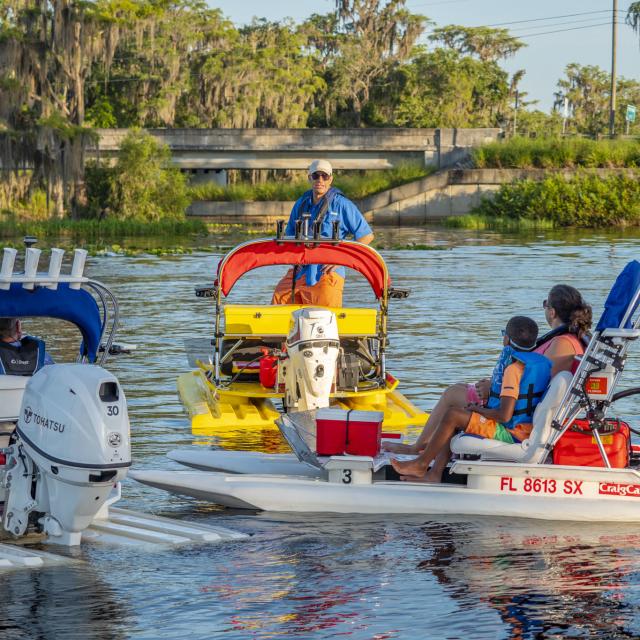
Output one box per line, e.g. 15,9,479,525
391,316,552,482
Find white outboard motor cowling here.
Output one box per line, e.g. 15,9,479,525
2,364,131,545
280,308,340,412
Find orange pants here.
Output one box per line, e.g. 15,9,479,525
271,269,344,307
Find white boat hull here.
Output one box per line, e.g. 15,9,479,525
130,461,640,522
168,448,324,478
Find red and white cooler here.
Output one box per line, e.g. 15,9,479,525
316,408,384,457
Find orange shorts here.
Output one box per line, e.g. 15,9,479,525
271,269,345,308
465,413,532,444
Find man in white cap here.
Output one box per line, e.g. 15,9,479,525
272,159,374,307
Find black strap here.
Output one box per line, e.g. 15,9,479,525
345,409,353,447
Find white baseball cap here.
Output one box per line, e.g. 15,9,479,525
308,159,333,176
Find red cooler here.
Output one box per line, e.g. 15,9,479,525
316,408,383,457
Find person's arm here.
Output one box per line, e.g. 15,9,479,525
544,335,579,376
467,362,521,423
469,396,516,423
356,232,374,245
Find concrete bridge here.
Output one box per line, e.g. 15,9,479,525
90,128,501,176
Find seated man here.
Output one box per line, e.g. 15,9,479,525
0,318,52,375
391,316,552,482
272,159,374,308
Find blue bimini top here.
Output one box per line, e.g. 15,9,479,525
0,282,103,362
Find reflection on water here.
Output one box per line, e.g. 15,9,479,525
3,227,640,639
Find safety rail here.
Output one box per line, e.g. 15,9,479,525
0,247,88,290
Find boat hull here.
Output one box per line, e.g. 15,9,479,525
168,448,324,478
130,466,640,522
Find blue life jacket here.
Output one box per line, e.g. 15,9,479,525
0,336,46,376
486,346,552,431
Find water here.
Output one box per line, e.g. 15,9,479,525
3,227,640,639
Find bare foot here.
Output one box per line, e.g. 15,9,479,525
381,441,418,454
391,456,429,477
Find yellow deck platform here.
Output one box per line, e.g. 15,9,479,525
177,369,428,436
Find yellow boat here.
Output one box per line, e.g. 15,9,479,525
178,236,427,436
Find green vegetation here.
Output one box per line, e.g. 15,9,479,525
469,173,640,227
87,131,190,221
189,163,433,202
473,138,640,170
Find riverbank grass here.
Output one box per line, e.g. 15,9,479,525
473,137,640,169
188,163,433,202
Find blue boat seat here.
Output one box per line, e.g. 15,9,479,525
450,372,572,463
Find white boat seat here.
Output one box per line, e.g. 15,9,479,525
0,375,29,422
450,372,572,463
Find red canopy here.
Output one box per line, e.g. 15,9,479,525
217,239,389,298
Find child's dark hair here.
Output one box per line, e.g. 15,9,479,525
547,285,592,337
506,316,538,351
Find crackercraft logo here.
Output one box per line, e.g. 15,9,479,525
23,406,33,424
599,482,640,498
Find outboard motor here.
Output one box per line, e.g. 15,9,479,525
2,364,131,545
280,308,340,412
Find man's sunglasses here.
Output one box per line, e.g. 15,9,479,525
310,172,331,180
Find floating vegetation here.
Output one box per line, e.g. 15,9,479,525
373,243,449,250
0,216,208,239
444,215,556,231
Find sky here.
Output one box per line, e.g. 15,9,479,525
208,0,639,112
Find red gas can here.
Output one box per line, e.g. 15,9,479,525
259,354,278,388
553,418,630,468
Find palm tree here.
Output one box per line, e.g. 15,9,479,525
627,2,640,38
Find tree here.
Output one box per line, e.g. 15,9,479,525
393,47,511,128
178,19,324,128
105,130,189,221
627,2,640,40
0,0,119,217
306,1,426,126
428,25,525,62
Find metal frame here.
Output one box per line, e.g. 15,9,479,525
211,236,390,389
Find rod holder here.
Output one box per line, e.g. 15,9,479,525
0,248,17,290
276,220,284,240
70,249,88,289
23,247,41,290
47,248,65,290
